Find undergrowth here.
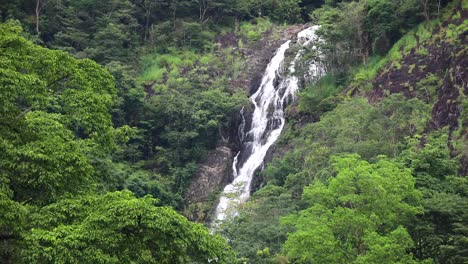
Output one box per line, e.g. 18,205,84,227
239,17,273,42
298,74,345,114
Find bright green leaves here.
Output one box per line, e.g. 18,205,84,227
282,155,423,264
0,20,116,143
0,21,151,262
5,111,93,205
228,94,433,262
326,155,422,228
60,58,115,137
354,227,423,264
282,205,344,264
0,21,118,206
22,191,231,264
399,132,468,263
400,132,458,182
301,95,430,161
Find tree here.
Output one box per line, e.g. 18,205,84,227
222,185,296,263
2,111,94,205
165,0,195,27
311,1,370,69
419,0,441,26
0,21,232,263
0,21,117,142
273,0,303,23
21,191,231,263
134,0,164,40
400,132,468,263
34,0,47,33
365,0,400,54
282,154,423,263
0,20,117,261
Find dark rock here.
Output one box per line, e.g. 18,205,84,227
184,24,312,222
216,32,238,48
367,7,468,175
184,146,234,222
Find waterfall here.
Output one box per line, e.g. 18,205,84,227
212,26,323,226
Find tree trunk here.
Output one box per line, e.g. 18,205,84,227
199,0,209,23
173,8,177,29
144,8,150,41
422,0,430,27
35,0,41,33
437,0,441,18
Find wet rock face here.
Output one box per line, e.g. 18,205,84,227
184,25,309,222
184,146,234,222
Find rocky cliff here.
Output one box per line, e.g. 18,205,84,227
183,24,306,222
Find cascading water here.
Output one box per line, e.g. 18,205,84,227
212,26,323,225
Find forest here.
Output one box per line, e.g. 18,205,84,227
0,0,467,263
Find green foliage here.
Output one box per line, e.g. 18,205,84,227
0,21,117,205
416,73,442,102
222,3,465,264
128,28,250,204
4,111,93,204
386,21,437,63
311,0,446,74
41,0,140,64
125,170,181,207
135,59,246,201
105,61,145,127
22,191,231,263
226,93,433,262
300,95,429,160
354,227,423,264
0,21,232,262
272,0,304,23
261,95,429,200
311,0,371,70
143,88,245,167
298,74,344,114
282,155,423,264
400,132,458,181
1,1,466,264
365,0,400,54
0,21,113,261
247,30,262,41
399,132,468,263
140,50,197,83
235,0,303,23
221,185,295,263
351,56,388,88
239,17,273,43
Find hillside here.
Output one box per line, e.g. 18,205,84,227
220,1,467,263
0,0,467,263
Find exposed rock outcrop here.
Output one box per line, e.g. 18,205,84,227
184,146,234,222
184,24,308,222
368,6,467,174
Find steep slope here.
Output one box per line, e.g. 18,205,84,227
220,2,467,263
184,24,309,222
367,3,467,173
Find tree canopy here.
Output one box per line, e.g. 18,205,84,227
282,155,423,263
0,20,230,263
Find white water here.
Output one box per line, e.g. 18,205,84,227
212,26,322,225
